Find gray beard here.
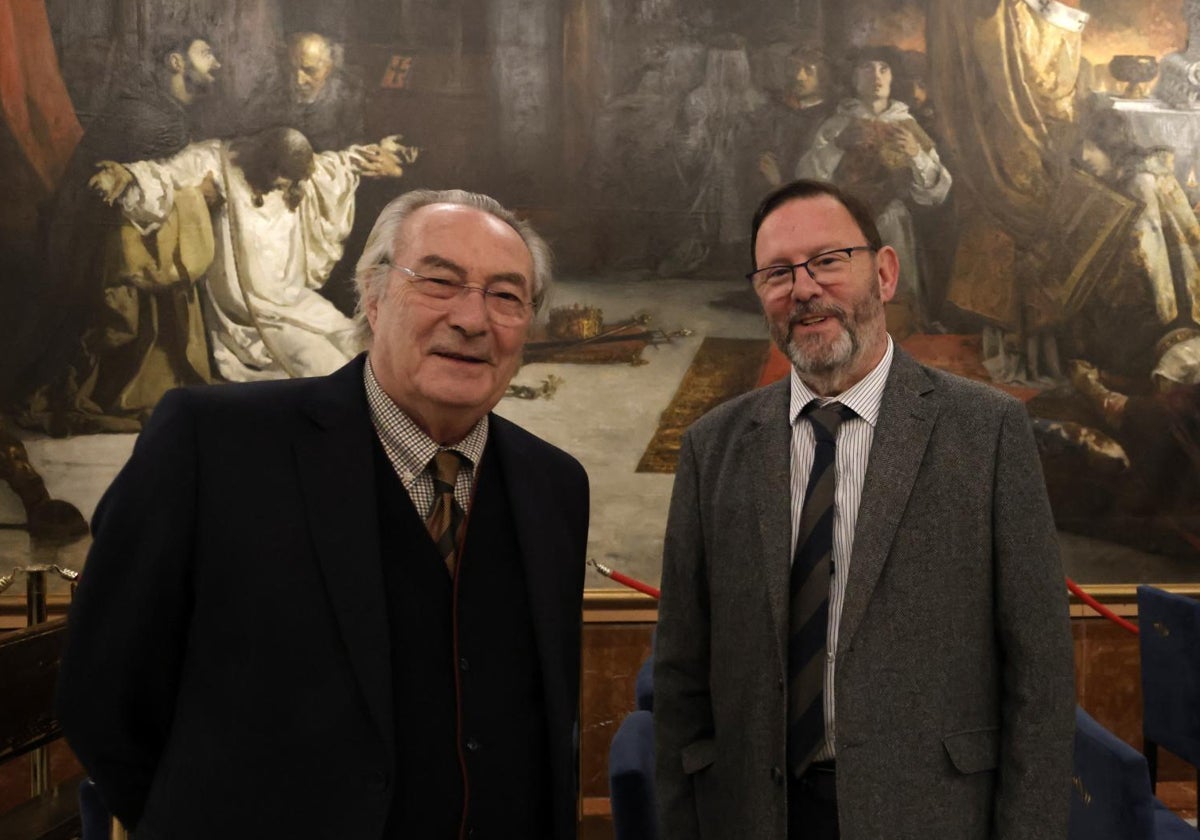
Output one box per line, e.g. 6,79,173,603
768,294,882,392
290,85,321,105
784,326,856,377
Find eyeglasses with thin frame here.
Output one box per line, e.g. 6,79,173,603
747,245,877,298
383,261,534,325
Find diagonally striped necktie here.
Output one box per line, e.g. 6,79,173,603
787,400,856,778
426,450,466,577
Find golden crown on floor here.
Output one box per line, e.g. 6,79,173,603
547,304,604,340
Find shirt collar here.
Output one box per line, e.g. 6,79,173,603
363,357,489,473
789,335,894,428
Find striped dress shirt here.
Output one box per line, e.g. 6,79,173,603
788,336,894,761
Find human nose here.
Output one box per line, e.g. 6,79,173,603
446,285,490,332
789,265,822,302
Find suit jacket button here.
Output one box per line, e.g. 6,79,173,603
771,766,785,785
367,771,389,792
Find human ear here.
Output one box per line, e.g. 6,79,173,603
875,245,900,303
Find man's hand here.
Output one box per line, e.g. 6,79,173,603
347,135,415,179
348,135,420,179
884,124,921,157
349,144,403,178
89,161,134,205
380,134,420,165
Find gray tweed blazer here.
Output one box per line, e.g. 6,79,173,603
654,346,1075,840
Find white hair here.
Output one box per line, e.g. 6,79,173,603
351,189,553,346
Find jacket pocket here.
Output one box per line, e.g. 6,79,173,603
942,726,999,774
680,738,716,774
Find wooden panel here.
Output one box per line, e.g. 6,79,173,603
0,773,84,839
0,729,83,820
1073,617,1193,782
579,622,653,799
0,619,68,761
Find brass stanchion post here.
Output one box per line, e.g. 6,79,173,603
25,567,50,797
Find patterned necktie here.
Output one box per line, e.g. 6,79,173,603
787,400,856,778
426,450,467,577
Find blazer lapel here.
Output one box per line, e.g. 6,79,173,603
837,348,937,654
746,380,795,651
294,356,394,755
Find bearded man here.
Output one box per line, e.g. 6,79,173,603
16,34,224,434
654,179,1074,839
758,47,834,190
283,31,364,152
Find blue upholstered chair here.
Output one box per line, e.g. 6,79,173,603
1071,706,1196,839
78,778,112,839
1138,584,1200,823
609,709,656,840
1155,800,1200,839
635,653,654,712
610,646,656,840
1071,706,1156,839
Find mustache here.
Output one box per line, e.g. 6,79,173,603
787,301,847,327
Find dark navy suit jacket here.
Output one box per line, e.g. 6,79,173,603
58,355,590,839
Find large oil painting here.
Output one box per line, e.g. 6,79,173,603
1,0,1198,599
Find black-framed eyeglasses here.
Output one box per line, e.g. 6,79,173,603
746,246,877,296
384,261,534,325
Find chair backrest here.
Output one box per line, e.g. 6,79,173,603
609,709,657,840
1137,585,1200,767
1070,706,1155,840
78,779,112,840
635,654,654,712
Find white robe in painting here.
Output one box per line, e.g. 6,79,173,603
796,99,952,327
119,139,360,381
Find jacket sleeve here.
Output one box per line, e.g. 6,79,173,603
56,389,200,830
654,431,712,838
991,398,1076,839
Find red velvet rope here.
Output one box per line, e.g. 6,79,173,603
1066,577,1139,635
590,561,1139,636
588,559,660,599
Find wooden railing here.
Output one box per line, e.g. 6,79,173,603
0,563,129,838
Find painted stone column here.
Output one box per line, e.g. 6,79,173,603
488,0,561,201
1156,0,1200,109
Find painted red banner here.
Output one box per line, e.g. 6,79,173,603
0,0,82,191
